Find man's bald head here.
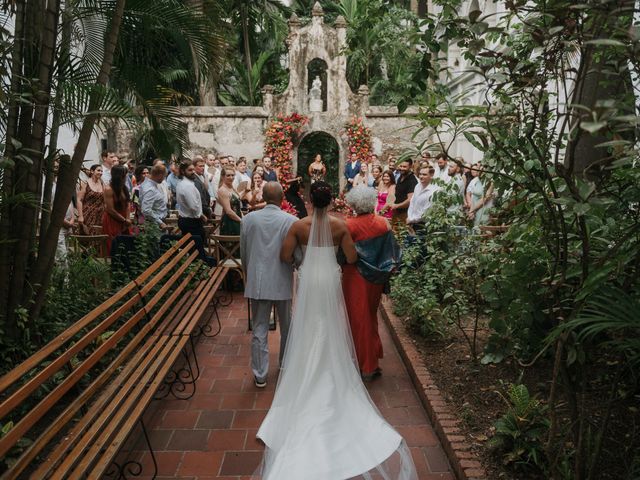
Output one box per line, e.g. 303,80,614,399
262,181,284,206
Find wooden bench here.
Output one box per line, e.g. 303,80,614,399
0,234,229,479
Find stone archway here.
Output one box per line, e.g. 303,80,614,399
294,131,341,195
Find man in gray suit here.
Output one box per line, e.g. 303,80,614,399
240,182,298,388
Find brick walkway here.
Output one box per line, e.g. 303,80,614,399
122,293,453,479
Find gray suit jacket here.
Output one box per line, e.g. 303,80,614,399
240,204,298,300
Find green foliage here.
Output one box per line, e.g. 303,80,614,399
218,51,277,106
390,181,486,345
0,252,111,374
416,0,640,477
490,383,550,472
549,288,640,372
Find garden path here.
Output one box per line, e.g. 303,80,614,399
124,292,453,479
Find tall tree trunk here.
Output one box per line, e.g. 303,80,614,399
28,0,128,323
0,0,26,335
241,5,253,102
39,2,72,244
1,0,60,333
565,0,635,174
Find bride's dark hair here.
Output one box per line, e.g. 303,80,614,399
310,181,332,209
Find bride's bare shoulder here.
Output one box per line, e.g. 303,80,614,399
329,215,348,231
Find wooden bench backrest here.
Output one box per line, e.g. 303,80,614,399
0,234,200,470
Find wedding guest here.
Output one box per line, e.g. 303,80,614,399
433,153,450,183
194,157,212,218
131,164,149,225
284,176,308,218
308,153,327,183
466,163,494,227
421,150,432,164
463,161,473,209
153,158,172,208
100,150,117,185
389,158,418,230
386,155,397,176
375,170,395,219
205,154,218,199
125,160,136,192
166,160,180,208
250,157,261,175
343,186,399,380
407,165,439,234
217,166,243,235
448,161,466,213
234,158,252,190
176,159,215,265
140,163,168,229
248,171,266,211
206,153,217,173
353,162,374,188
344,151,361,191
262,156,278,182
371,164,383,188
77,164,105,235
102,165,132,255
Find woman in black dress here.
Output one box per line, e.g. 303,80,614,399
284,176,308,218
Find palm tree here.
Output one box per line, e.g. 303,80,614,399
224,0,290,101
0,0,230,341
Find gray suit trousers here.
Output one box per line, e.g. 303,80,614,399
250,299,291,382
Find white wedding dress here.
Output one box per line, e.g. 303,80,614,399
256,207,418,479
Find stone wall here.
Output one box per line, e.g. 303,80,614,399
179,107,269,160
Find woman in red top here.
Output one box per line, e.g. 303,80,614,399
342,185,392,379
102,164,132,254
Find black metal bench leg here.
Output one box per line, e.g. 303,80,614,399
153,338,199,401
196,298,223,338
104,420,158,479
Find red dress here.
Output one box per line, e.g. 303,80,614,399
343,214,390,375
102,200,131,255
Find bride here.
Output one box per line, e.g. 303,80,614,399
256,181,417,479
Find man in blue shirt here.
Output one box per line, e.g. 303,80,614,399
140,163,168,228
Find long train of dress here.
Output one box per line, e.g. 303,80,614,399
255,209,417,479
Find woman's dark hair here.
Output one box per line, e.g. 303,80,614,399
110,165,130,210
90,164,101,172
382,170,396,185
134,164,148,184
310,181,332,209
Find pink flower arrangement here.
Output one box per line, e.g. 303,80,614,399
332,193,355,217
264,113,309,190
343,117,373,164
280,199,298,216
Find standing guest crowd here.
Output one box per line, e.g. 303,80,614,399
52,145,494,388
344,149,495,234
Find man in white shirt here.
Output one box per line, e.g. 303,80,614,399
140,163,168,228
407,165,440,234
433,153,450,184
100,150,117,184
233,158,252,191
176,159,214,265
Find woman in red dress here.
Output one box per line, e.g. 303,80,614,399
342,185,393,380
102,164,132,255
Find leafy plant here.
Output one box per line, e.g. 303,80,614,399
490,383,551,472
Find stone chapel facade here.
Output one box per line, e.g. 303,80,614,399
115,3,459,187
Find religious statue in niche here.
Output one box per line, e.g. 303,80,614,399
308,75,323,112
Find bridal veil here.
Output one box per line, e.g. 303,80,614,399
255,207,418,479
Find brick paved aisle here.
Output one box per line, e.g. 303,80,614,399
125,293,453,479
